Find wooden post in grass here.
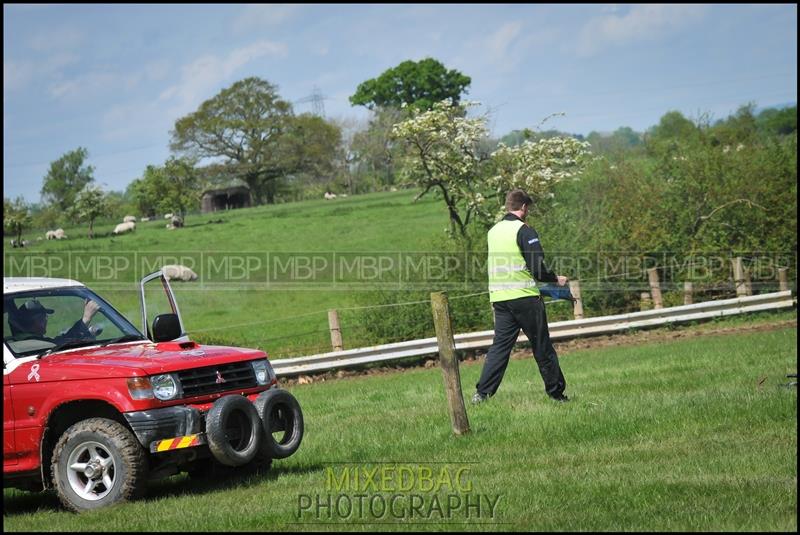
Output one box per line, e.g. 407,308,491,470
640,292,652,311
328,309,343,352
732,257,752,297
647,268,663,309
778,268,789,292
430,292,470,436
569,280,584,320
684,282,694,305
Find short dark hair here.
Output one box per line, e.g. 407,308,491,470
505,189,533,211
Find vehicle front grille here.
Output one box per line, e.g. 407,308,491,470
177,361,257,398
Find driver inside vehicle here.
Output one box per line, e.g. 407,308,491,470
8,298,101,344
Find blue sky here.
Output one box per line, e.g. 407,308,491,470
4,4,797,203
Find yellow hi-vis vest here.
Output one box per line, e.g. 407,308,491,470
487,219,540,302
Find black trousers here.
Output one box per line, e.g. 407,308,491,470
476,296,566,398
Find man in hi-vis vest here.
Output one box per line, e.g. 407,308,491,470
473,189,570,404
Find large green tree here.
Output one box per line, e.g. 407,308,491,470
274,114,344,198
130,158,200,221
40,147,95,216
350,58,471,112
170,77,292,204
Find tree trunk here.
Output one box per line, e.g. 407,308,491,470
88,219,94,239
265,179,276,204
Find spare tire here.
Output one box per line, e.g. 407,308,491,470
205,395,262,467
254,389,304,459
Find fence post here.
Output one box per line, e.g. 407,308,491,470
640,292,652,311
732,257,752,297
778,268,789,292
430,292,470,436
569,280,584,320
684,282,694,305
328,309,343,352
647,268,663,309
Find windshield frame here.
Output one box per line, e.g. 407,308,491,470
3,286,145,359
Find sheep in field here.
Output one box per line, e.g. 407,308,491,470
113,221,136,235
162,264,198,282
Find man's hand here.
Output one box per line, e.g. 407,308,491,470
556,275,568,287
82,299,101,325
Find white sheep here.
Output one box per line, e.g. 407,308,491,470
164,213,174,219
324,191,337,200
112,221,136,235
45,230,56,240
54,228,67,240
140,217,150,222
165,215,184,230
162,264,198,282
123,215,137,223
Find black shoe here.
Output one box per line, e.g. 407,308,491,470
471,391,490,405
549,394,570,403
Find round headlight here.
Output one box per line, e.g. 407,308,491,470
151,374,179,400
251,360,270,385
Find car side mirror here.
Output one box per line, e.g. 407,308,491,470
152,313,182,342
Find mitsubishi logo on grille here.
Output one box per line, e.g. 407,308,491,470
215,370,226,384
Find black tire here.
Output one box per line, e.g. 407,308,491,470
254,389,304,460
205,395,262,467
50,417,147,513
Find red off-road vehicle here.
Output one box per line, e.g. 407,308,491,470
3,271,304,512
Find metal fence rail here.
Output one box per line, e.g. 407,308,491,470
271,291,796,377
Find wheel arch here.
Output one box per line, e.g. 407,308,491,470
40,400,130,490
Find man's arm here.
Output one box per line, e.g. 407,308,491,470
517,226,559,283
53,300,101,344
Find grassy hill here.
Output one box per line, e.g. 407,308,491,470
5,191,465,356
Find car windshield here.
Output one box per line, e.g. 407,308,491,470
3,287,145,358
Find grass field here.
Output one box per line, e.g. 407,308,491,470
5,190,793,359
4,191,457,356
4,315,796,531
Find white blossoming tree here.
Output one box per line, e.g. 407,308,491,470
392,100,491,238
73,184,109,239
392,99,592,238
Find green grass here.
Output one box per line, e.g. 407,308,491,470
4,324,796,531
4,191,454,356
4,190,795,357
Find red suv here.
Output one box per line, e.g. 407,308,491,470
3,271,304,512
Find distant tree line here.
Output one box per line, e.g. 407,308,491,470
4,56,797,254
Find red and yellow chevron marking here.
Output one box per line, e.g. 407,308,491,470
151,433,205,453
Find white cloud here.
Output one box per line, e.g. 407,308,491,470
49,72,120,100
4,51,80,94
576,4,708,57
232,4,301,33
157,40,287,118
102,40,287,143
487,22,523,63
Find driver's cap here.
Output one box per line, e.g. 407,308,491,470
20,300,55,315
